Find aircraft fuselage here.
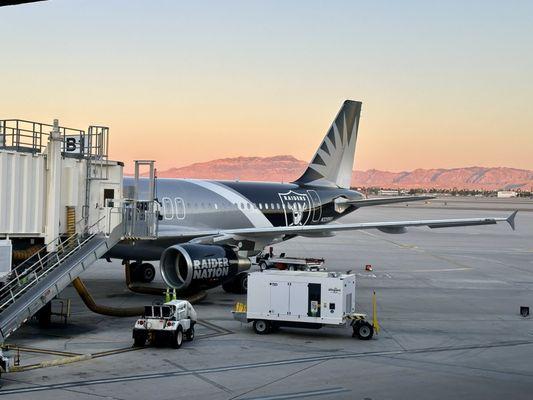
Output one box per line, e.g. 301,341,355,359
107,178,363,261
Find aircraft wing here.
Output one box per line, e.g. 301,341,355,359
340,195,435,208
159,211,517,241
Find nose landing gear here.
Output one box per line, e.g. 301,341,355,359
129,262,156,283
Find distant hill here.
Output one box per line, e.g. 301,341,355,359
151,155,533,190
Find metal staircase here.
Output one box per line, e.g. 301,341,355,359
0,220,123,342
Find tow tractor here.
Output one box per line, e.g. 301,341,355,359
256,248,326,272
233,270,376,340
133,300,197,348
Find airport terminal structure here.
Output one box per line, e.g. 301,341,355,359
0,119,160,343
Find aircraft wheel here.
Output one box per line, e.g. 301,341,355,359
129,262,142,281
222,279,236,293
253,320,270,335
353,320,374,340
237,273,248,294
139,263,156,283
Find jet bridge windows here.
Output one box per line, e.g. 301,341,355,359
104,189,115,207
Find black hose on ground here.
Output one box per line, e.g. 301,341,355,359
72,277,207,317
123,262,207,302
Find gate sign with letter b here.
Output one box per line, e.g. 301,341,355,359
63,135,84,154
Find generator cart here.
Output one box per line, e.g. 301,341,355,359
232,270,374,340
133,300,197,348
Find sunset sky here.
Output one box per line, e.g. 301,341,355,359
1,1,532,172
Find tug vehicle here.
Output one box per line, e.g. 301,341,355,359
255,249,326,272
132,300,197,348
257,253,326,272
233,270,375,340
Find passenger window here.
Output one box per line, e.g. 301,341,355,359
265,203,269,210
247,203,251,209
259,203,263,210
270,203,275,209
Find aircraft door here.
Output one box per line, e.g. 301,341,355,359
99,184,121,234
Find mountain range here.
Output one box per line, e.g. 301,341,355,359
151,155,533,191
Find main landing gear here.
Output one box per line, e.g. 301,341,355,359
129,262,156,283
222,272,248,294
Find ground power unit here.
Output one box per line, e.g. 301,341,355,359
233,270,374,339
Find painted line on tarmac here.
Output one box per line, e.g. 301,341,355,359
240,387,350,400
360,230,474,271
389,267,472,273
2,340,533,395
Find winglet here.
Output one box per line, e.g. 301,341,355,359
507,210,518,231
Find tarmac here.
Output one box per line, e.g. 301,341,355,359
1,197,532,399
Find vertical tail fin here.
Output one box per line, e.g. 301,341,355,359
293,100,361,188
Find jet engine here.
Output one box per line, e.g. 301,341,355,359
160,244,251,291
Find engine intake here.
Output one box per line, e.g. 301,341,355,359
160,244,251,291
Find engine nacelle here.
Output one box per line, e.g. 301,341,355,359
160,244,251,291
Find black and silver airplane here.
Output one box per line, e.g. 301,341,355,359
108,100,516,293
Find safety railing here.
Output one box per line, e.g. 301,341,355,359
112,199,159,239
0,216,107,312
0,119,85,155
0,119,109,161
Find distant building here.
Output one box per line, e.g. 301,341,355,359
497,190,517,198
378,189,400,196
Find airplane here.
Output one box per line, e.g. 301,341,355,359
107,100,517,294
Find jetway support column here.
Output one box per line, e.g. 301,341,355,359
45,119,63,252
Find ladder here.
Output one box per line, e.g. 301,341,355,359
0,219,122,342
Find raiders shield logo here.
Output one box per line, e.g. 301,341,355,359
278,190,312,226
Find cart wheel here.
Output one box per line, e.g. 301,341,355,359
133,333,146,347
353,321,374,340
259,262,267,271
186,326,195,341
253,320,270,334
174,327,184,349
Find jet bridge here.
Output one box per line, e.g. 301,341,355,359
0,119,159,344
